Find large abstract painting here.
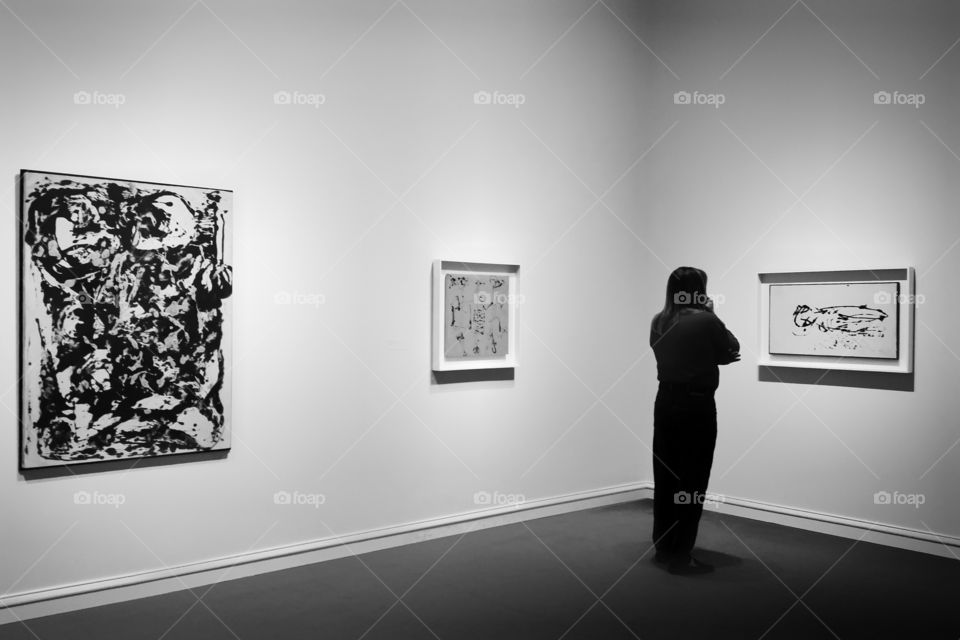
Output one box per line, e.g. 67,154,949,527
20,170,233,468
432,260,518,371
769,282,899,359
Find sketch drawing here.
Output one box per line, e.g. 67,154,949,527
443,274,509,359
792,304,888,336
769,282,898,359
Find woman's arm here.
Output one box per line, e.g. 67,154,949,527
710,315,740,364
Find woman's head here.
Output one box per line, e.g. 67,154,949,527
655,266,709,333
665,266,708,309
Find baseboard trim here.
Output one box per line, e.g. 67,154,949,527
701,491,960,558
3,483,957,625
0,482,648,625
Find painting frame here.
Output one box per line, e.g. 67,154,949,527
758,268,915,373
432,260,519,372
19,169,234,469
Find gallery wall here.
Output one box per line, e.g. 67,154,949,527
637,0,960,537
0,0,657,603
3,0,959,612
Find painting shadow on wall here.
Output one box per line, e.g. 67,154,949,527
758,366,914,392
19,449,229,480
433,368,515,385
14,174,23,453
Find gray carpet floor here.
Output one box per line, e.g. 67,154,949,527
2,500,958,639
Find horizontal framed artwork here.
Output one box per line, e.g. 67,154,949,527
758,268,914,373
432,260,518,371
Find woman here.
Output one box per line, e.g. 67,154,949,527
650,267,740,575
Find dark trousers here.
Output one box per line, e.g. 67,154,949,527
652,386,717,558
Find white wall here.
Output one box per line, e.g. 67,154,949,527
638,0,960,536
0,0,655,601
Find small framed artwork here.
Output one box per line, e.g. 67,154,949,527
432,260,519,371
20,170,233,468
758,268,914,373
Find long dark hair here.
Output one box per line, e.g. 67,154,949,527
653,266,709,334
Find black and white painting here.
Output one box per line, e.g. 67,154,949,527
20,170,233,468
443,274,509,360
432,260,518,371
769,282,898,359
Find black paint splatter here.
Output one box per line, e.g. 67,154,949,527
792,304,887,338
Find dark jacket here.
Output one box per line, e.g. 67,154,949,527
650,309,740,391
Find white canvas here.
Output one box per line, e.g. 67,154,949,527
20,170,233,468
769,282,899,359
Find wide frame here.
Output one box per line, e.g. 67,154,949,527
19,169,234,468
758,268,914,373
432,260,518,371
